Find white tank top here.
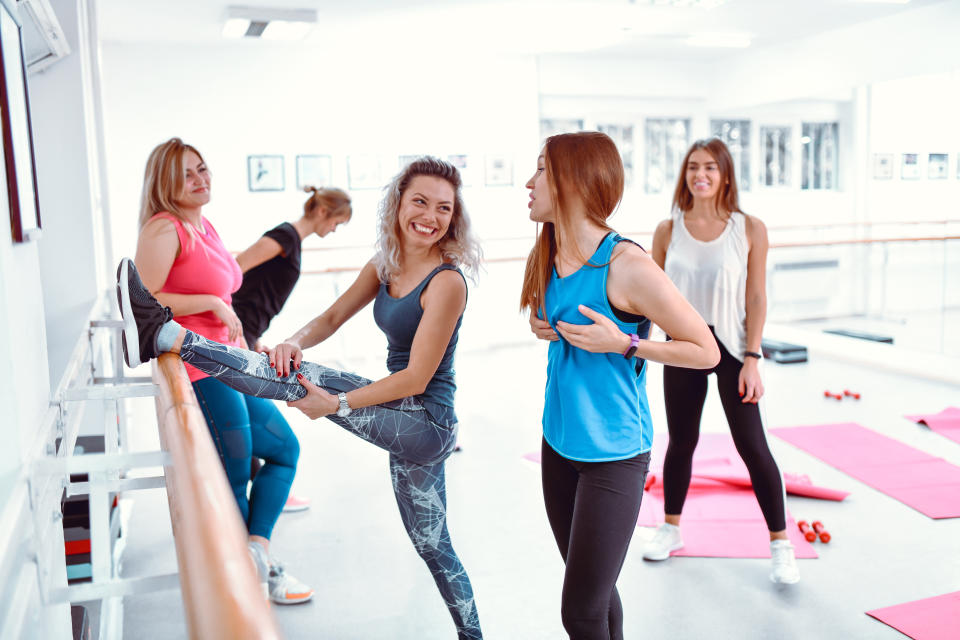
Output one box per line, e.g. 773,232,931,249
664,210,749,361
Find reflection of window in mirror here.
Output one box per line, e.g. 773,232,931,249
801,122,839,190
644,118,690,194
710,119,751,191
598,124,635,187
760,126,791,187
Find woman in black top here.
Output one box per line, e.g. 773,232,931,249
233,186,352,352
233,186,352,511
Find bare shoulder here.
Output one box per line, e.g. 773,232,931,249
428,267,467,296
140,215,177,239
654,217,674,237
742,213,768,247
610,240,656,273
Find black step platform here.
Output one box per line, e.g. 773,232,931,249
823,328,894,344
761,339,808,364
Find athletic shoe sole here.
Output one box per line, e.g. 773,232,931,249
270,591,314,605
116,258,142,368
642,542,684,561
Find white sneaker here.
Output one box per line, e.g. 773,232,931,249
769,539,800,584
268,559,314,605
247,541,269,599
643,523,684,561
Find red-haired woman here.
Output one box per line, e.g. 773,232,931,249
642,138,800,585
524,131,719,639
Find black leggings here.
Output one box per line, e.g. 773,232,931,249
662,331,786,532
541,439,651,640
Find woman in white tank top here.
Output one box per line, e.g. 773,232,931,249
643,138,801,585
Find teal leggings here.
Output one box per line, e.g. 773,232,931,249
192,375,299,539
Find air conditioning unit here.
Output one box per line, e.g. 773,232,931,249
16,0,70,74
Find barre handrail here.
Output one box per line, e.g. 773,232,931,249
298,235,960,275
152,354,282,640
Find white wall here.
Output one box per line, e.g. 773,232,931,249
100,43,540,265
30,0,106,385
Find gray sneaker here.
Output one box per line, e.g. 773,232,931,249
642,523,684,561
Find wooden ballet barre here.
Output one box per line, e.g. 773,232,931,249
300,234,959,276
153,354,282,640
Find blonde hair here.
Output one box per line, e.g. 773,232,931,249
302,186,352,221
138,137,207,248
373,156,482,283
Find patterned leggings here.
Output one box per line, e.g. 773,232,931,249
177,330,482,639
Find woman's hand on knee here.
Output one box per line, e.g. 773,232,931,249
269,342,303,378
287,374,338,419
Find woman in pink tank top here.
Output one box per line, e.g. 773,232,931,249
133,138,313,605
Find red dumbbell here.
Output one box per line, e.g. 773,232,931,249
823,390,843,400
812,520,831,543
843,390,861,400
797,520,816,542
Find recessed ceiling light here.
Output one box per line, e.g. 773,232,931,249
221,6,317,40
685,32,751,48
631,0,727,8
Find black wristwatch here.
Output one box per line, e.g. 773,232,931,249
744,351,762,360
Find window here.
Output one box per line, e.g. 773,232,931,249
801,122,839,190
644,118,690,194
710,119,751,191
760,126,791,187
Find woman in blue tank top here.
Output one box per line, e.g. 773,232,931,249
522,132,719,640
116,157,484,639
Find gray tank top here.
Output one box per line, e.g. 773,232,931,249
372,263,465,427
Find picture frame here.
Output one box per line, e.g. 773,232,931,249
347,155,383,190
447,154,476,187
928,153,948,180
484,154,513,187
247,155,285,191
872,153,893,180
295,155,332,190
901,153,920,180
0,0,41,243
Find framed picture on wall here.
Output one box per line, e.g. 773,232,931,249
0,0,41,243
247,155,285,191
928,153,948,180
447,154,476,187
484,154,513,186
901,153,920,180
348,155,383,190
872,153,893,180
295,155,332,190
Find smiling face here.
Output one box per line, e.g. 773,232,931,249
525,152,554,223
397,175,455,249
176,150,211,210
685,148,724,203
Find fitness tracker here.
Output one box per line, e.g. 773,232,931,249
623,333,641,360
744,351,763,360
336,392,353,417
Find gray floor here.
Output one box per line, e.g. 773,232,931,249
117,333,960,640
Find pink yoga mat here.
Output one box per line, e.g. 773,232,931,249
772,423,960,519
527,434,826,558
646,468,849,501
905,407,960,446
866,591,960,640
640,433,818,558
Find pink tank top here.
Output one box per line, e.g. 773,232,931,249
153,213,243,382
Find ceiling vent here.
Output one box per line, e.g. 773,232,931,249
17,0,70,74
221,6,317,40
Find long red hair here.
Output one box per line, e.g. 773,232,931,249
520,132,624,316
671,138,741,215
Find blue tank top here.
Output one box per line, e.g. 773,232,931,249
373,263,464,428
542,232,653,462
